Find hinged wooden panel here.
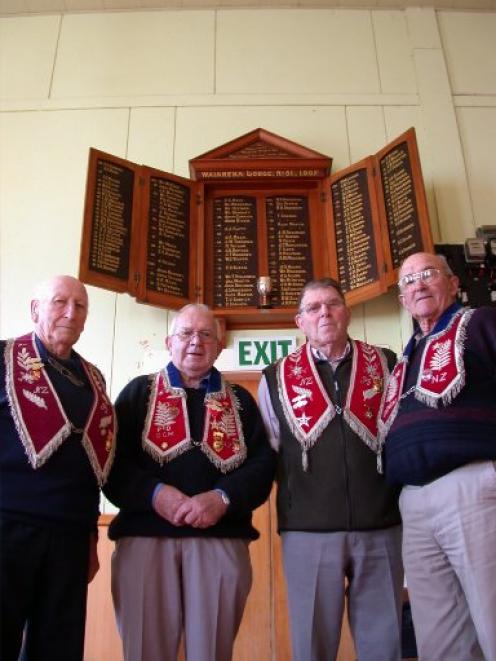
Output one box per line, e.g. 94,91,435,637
79,149,142,295
330,156,387,306
134,166,201,309
79,150,202,309
374,127,433,287
328,127,433,305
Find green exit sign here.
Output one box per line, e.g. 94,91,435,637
234,336,298,370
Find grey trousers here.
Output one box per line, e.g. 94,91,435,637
400,460,496,661
282,527,403,661
111,536,252,661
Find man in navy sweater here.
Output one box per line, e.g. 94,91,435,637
105,303,275,661
380,251,496,661
0,275,115,661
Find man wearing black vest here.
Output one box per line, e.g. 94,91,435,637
380,251,496,660
105,303,275,661
258,277,403,661
0,275,115,661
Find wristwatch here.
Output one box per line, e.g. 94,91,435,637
214,488,230,507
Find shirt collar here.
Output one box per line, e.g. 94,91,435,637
166,361,221,392
311,341,351,367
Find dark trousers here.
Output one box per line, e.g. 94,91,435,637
0,516,90,661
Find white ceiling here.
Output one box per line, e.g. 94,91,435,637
2,0,496,16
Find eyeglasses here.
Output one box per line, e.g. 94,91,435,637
398,267,444,290
299,300,345,315
172,329,217,343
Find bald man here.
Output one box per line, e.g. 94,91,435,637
380,252,496,661
0,275,116,661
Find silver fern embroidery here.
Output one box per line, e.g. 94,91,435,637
212,410,237,437
17,348,43,383
220,411,237,437
291,384,312,409
22,388,47,409
385,374,399,403
153,403,179,430
429,339,452,371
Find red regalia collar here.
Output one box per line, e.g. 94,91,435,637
379,307,474,440
5,332,116,484
277,341,389,470
143,366,247,473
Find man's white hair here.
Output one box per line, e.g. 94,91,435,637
32,275,88,302
169,303,221,339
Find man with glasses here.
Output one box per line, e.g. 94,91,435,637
258,278,403,661
380,251,496,661
104,303,275,661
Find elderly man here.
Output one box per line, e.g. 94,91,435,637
258,277,403,661
380,251,496,661
104,303,275,661
0,275,115,661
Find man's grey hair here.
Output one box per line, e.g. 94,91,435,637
398,253,454,277
297,277,345,311
169,303,221,339
436,254,455,276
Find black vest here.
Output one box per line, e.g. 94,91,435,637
264,350,401,532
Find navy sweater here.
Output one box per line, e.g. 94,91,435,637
104,365,276,541
0,336,100,531
385,305,496,486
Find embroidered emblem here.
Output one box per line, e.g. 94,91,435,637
291,384,312,409
422,339,451,381
153,402,180,430
296,412,312,428
22,389,47,409
385,372,400,404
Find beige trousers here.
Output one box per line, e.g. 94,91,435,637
111,536,252,661
400,461,496,661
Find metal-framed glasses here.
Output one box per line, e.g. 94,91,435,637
398,267,443,290
173,329,217,343
299,300,345,315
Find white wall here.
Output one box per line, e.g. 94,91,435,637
1,7,496,398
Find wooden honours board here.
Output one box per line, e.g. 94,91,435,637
329,127,433,305
79,127,432,329
80,151,201,309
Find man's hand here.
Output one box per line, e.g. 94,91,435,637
153,484,190,526
174,490,228,529
87,532,99,583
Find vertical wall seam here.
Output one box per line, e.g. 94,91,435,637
48,13,64,99
213,9,218,95
370,10,383,96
